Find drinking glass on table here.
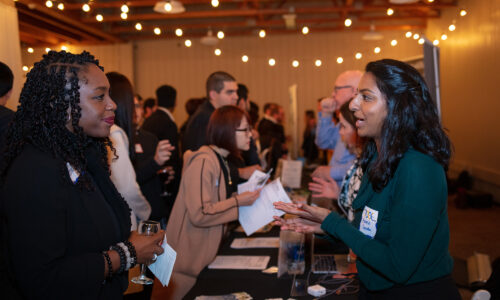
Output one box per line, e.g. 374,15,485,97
131,220,161,285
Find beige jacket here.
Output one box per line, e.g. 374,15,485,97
152,145,239,300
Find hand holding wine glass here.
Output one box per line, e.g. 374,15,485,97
131,220,164,285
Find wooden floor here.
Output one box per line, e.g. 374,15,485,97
447,197,500,299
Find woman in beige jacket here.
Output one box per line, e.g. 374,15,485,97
152,106,261,299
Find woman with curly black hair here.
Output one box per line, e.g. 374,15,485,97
274,59,460,299
0,51,164,299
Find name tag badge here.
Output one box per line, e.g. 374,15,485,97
359,206,379,238
135,143,144,153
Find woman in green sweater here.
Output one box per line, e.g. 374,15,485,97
274,59,460,299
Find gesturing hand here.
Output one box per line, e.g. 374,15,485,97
273,201,331,223
309,176,340,199
311,166,332,181
154,140,175,165
273,216,324,234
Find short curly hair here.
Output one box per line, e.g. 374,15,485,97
0,51,114,189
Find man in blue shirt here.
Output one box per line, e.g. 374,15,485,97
312,70,363,187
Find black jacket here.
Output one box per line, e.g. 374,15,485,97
181,100,215,153
1,143,130,299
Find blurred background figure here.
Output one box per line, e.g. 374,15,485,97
301,109,319,165
142,97,157,120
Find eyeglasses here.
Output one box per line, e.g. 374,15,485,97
235,127,252,134
333,85,354,92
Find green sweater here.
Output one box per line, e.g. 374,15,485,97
321,149,453,291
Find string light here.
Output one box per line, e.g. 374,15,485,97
428,0,434,2
82,4,90,12
121,4,129,13
154,27,161,35
374,47,381,54
22,66,29,72
175,28,183,36
391,39,397,46
355,53,362,60
433,39,440,45
405,31,412,38
57,3,64,10
211,0,219,8
61,45,68,51
448,24,456,31
302,26,309,35
45,47,51,53
259,29,266,38
441,34,448,40
217,31,224,39
164,2,172,12
460,9,467,17
418,38,425,44
413,33,420,40
96,14,103,22
242,55,249,62
314,59,322,67
27,47,34,53
387,8,394,16
45,1,53,8
292,60,299,68
214,48,222,56
268,58,276,66
135,23,142,31
337,57,343,64
344,18,352,27
185,39,192,47
120,13,128,20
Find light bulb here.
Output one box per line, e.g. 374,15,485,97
315,59,322,67
406,31,412,38
96,14,103,22
57,3,64,10
217,31,224,39
211,0,219,8
344,18,352,27
292,60,299,68
22,66,29,72
337,57,343,64
391,39,398,46
135,23,142,30
387,8,394,16
418,38,425,44
154,27,161,35
45,48,51,53
164,2,172,12
433,39,439,45
242,55,249,62
302,26,309,35
449,24,456,31
175,28,183,36
413,33,420,40
441,34,448,40
460,9,467,17
82,4,90,12
185,39,192,47
27,47,34,53
45,1,53,8
355,52,362,59
120,12,128,20
121,4,129,13
374,47,381,54
268,58,276,66
61,45,67,51
214,49,222,56
259,29,266,38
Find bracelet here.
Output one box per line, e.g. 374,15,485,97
110,245,126,274
117,242,132,270
102,251,113,279
124,240,137,268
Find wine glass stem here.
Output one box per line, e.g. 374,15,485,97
140,264,147,277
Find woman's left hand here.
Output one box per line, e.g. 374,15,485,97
273,216,324,234
308,176,340,199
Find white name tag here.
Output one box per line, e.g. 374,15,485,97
359,206,379,238
135,143,144,153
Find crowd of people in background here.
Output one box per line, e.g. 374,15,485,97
0,51,461,300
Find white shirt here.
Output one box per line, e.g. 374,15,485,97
157,106,175,122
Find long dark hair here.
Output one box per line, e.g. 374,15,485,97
0,51,113,189
207,106,249,159
359,59,452,192
106,72,135,159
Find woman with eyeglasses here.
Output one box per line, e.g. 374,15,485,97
274,59,460,299
152,105,261,300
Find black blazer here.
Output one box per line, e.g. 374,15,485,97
181,100,215,153
0,106,14,153
1,144,129,299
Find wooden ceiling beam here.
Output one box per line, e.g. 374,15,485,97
19,21,81,44
16,0,122,43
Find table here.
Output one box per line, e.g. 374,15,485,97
185,225,358,299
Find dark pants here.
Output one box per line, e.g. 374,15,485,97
359,275,461,300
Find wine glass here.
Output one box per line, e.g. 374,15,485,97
131,220,160,285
